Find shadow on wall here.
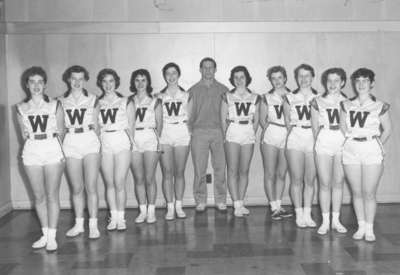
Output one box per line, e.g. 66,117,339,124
10,72,38,205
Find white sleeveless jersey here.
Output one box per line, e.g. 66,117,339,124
341,95,389,138
311,92,347,127
134,96,160,128
59,91,97,129
17,98,59,136
263,90,288,125
98,92,129,131
225,91,259,122
157,89,189,124
285,89,318,126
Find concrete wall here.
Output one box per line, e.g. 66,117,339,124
4,0,400,209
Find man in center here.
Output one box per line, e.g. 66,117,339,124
188,57,228,212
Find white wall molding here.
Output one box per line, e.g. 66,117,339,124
11,194,400,210
5,21,400,35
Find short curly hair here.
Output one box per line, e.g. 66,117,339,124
96,68,121,97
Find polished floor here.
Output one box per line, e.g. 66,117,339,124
0,204,400,275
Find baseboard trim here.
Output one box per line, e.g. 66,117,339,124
11,194,400,210
0,202,13,217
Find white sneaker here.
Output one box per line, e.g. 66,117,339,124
66,224,84,237
135,212,147,224
240,206,250,215
117,219,127,230
234,207,244,217
175,206,186,219
107,219,118,231
46,229,57,252
332,221,347,233
352,228,365,240
32,235,47,249
165,207,175,221
46,238,57,252
365,232,376,242
195,203,206,212
296,216,307,228
216,203,227,211
88,219,100,239
304,217,317,228
147,212,156,224
317,223,330,235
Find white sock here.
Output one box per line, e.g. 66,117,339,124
47,228,57,240
117,211,125,221
270,201,277,211
303,207,311,219
75,217,84,228
321,212,330,224
295,208,303,217
167,202,174,209
175,200,183,208
41,227,48,236
234,201,241,209
357,220,365,230
365,222,374,234
148,204,155,213
110,210,118,220
89,218,98,228
139,204,147,214
276,200,282,209
332,212,340,224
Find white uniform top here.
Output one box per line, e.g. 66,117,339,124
17,97,59,137
98,92,130,131
59,91,97,129
341,94,389,138
224,90,260,123
263,88,289,125
156,89,189,124
285,89,318,127
134,95,160,129
311,92,347,127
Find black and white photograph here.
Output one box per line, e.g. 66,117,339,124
0,0,399,274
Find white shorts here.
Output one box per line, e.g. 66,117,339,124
286,126,314,153
132,129,159,153
160,123,190,147
342,138,384,165
63,131,100,159
225,123,255,145
22,137,64,166
101,130,132,155
315,129,345,156
262,124,287,149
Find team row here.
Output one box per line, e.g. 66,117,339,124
16,60,391,252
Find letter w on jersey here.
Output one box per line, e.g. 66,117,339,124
66,109,87,125
28,115,49,132
326,108,340,124
273,105,284,119
295,105,311,120
136,108,147,122
100,108,118,124
164,102,182,116
349,111,369,127
234,102,251,116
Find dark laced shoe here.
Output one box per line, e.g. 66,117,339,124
279,208,293,218
271,209,283,220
